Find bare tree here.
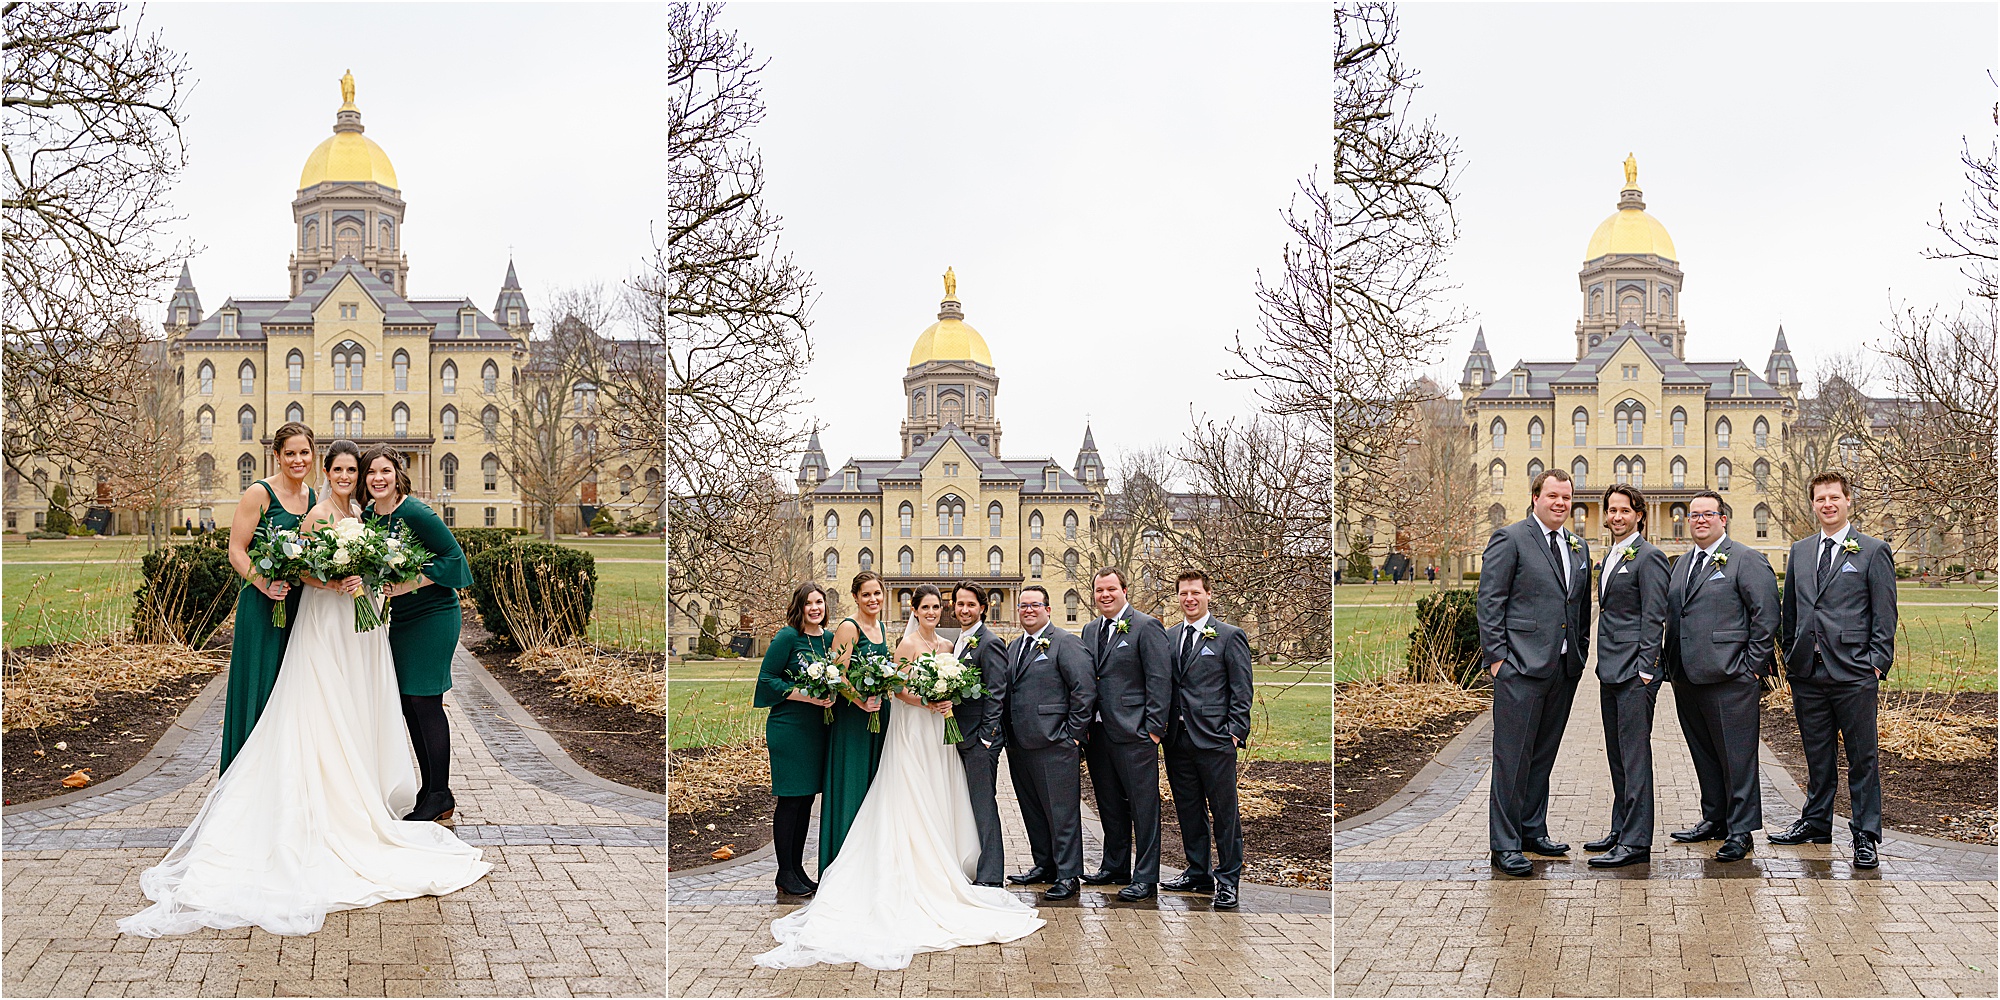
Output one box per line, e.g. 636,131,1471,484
665,1,818,607
1077,447,1182,618
92,331,188,546
504,287,622,540
3,4,194,482
1393,387,1481,580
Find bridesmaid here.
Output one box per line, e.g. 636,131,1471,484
219,421,319,775
360,445,473,823
755,582,836,896
819,571,891,874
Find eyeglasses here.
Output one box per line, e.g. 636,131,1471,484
1688,511,1724,521
1018,602,1047,610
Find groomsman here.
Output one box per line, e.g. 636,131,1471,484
1161,571,1252,909
1476,469,1593,878
1003,584,1096,901
1664,491,1780,862
1583,484,1670,869
1772,472,1897,869
951,581,1012,886
1080,568,1173,901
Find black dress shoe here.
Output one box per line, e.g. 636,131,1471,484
1714,833,1752,862
1490,851,1532,877
1211,883,1239,909
775,870,816,895
1768,819,1834,845
1670,819,1724,843
1042,877,1079,901
1160,872,1215,893
1525,836,1570,856
1853,835,1879,869
1583,833,1618,852
403,791,456,823
1117,882,1156,901
973,881,1003,888
1586,845,1651,869
1081,868,1131,886
1007,867,1053,885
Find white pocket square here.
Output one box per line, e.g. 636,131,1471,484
1841,563,1859,573
1616,566,1630,574
1200,647,1216,656
1034,653,1049,662
1708,571,1727,581
1116,640,1130,648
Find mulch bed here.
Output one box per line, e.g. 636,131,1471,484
1082,757,1331,891
2,667,216,807
1760,690,1997,845
474,640,664,796
1334,706,1485,824
667,745,775,872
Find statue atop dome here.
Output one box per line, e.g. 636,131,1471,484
1623,152,1638,190
340,69,356,107
943,266,957,300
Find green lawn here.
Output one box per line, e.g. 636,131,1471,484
588,559,665,651
669,659,1331,762
2,559,145,648
1335,603,1419,683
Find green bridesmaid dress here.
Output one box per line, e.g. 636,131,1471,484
218,480,315,775
817,616,892,873
363,498,472,694
756,626,832,796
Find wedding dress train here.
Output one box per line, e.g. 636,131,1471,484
754,695,1045,970
119,583,491,937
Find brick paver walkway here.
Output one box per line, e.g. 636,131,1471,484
1334,678,2000,997
2,647,665,998
670,748,1332,997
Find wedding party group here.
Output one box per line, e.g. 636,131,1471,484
117,422,490,938
748,567,1255,970
1478,468,1898,876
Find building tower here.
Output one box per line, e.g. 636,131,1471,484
290,71,410,296
1459,326,1496,397
494,259,533,337
1073,424,1106,489
901,267,1002,457
1574,154,1686,359
796,429,830,492
164,262,202,335
1764,325,1799,395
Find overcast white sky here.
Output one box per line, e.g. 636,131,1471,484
720,3,1331,482
141,3,663,332
1395,2,1995,395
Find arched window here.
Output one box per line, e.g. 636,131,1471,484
197,406,214,442
1571,457,1588,487
1754,504,1772,539
482,454,499,491
481,405,499,442
1754,417,1769,448
1064,590,1082,623
859,548,874,574
1615,400,1645,445
936,546,951,575
988,547,1003,576
1572,407,1589,447
1631,456,1646,487
911,392,925,417
617,464,634,496
1489,460,1506,494
441,454,458,491
237,453,257,491
441,361,457,395
1671,407,1687,446
285,402,303,425
1716,459,1732,491
953,547,966,574
441,406,458,441
482,360,499,394
1672,504,1688,540
196,454,214,491
1614,457,1629,485
335,342,364,392
824,549,839,581
1029,511,1043,539
347,402,363,437
392,350,409,392
898,547,914,575
1488,502,1507,532
392,403,409,438
858,510,873,539
1528,418,1543,450
1527,458,1544,481
1029,549,1044,579
197,361,214,395
287,350,303,392
976,390,989,417
1671,456,1687,488
899,501,913,537
1063,549,1079,577
989,502,1003,537
1063,510,1078,540
238,405,256,442
238,360,256,395
825,510,839,541
1716,417,1731,448
1490,417,1506,451
1839,436,1862,465
937,495,964,536
1753,458,1770,491
332,403,348,437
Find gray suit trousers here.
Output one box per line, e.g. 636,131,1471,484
1792,673,1882,841
1007,743,1083,879
1083,720,1162,881
958,741,1006,884
1677,673,1763,834
1599,676,1660,847
1489,663,1580,851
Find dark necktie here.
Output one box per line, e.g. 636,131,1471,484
1819,537,1837,586
1096,619,1110,664
1181,625,1196,664
1548,530,1567,593
1688,551,1709,593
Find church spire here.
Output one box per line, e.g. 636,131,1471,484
797,429,830,489
165,261,201,331
1460,326,1496,392
1764,325,1797,391
1074,424,1105,489
494,259,531,334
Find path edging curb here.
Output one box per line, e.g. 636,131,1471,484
457,646,665,805
1334,710,1491,834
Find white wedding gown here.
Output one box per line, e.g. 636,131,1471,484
119,576,492,938
754,692,1045,970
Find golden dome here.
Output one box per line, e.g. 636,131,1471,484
299,131,398,190
1584,207,1676,261
909,318,992,367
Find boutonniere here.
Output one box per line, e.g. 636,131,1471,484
1113,618,1129,634
1034,636,1051,652
1842,538,1861,554
1621,546,1639,562
963,634,980,650
1566,533,1582,552
1712,551,1729,567
1201,626,1217,640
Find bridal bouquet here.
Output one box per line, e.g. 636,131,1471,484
369,520,437,626
904,651,988,744
787,652,843,724
245,522,311,627
840,648,902,733
303,517,390,632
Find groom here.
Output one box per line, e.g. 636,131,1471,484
951,581,1012,887
1003,584,1095,901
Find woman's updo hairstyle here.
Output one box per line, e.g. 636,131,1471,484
271,421,316,455
911,583,942,610
322,439,362,473
359,444,413,500
850,570,882,597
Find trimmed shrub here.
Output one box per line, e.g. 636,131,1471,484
25,530,67,540
468,541,598,648
697,614,722,657
1461,571,1481,581
588,508,615,534
44,485,73,535
134,544,238,647
452,527,520,565
1404,588,1484,687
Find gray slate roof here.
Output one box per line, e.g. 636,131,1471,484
810,424,1091,498
1471,325,1786,402
179,259,516,341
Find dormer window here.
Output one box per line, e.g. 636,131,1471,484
1734,372,1749,396
176,307,189,326
221,312,236,337
1511,372,1526,395
508,308,521,326
844,468,857,491
460,312,476,338
1045,468,1059,492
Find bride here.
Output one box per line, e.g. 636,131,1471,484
754,584,1044,970
119,440,492,938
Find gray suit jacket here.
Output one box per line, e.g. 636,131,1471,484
1167,618,1253,750
1594,536,1670,684
1005,625,1096,750
954,621,1012,748
1780,530,1898,682
1082,607,1174,742
1664,536,1780,684
1476,516,1594,678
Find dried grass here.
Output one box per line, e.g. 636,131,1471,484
2,639,225,731
1878,706,1997,762
1334,675,1490,737
1238,773,1304,820
516,643,665,716
666,739,770,815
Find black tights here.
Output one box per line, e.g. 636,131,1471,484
400,694,451,800
773,795,816,878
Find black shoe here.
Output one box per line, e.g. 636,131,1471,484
1007,867,1053,885
1161,872,1215,893
1583,833,1618,852
1081,868,1131,886
1525,836,1570,856
775,870,816,895
1853,836,1879,870
1117,882,1156,901
973,881,1003,888
1491,851,1532,877
1768,819,1833,846
1587,845,1651,869
1714,834,1752,862
1212,883,1239,909
403,791,456,823
1042,877,1078,901
1670,819,1724,843
803,874,819,892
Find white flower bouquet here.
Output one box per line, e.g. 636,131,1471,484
787,652,843,724
245,522,311,627
904,650,989,744
303,517,391,632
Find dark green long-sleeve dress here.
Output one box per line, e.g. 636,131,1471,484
219,481,315,775
817,617,891,873
756,626,832,797
363,498,471,695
